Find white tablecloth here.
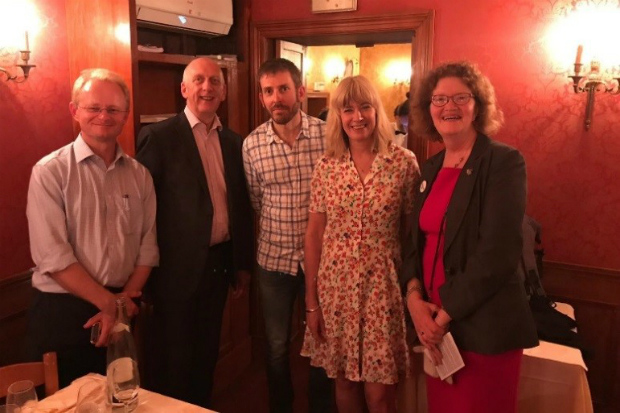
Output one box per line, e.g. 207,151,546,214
518,302,593,413
36,374,216,413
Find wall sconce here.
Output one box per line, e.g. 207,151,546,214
0,31,36,83
569,45,620,131
545,1,620,131
324,57,346,84
393,77,411,87
385,60,411,87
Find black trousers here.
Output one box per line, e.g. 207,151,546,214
142,241,232,408
25,290,110,388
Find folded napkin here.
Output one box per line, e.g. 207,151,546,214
36,374,107,413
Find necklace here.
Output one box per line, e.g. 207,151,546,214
454,156,465,168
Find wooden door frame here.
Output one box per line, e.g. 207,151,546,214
249,10,435,161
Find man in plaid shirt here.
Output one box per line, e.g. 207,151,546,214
243,58,333,413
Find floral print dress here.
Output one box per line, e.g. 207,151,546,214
301,144,418,384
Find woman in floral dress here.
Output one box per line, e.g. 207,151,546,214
302,75,419,413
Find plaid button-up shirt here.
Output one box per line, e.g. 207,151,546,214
242,112,326,276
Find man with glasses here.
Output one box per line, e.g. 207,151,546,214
136,57,254,408
25,68,159,387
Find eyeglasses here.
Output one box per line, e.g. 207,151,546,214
430,93,474,107
79,106,128,116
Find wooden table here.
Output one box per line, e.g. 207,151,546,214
37,374,216,412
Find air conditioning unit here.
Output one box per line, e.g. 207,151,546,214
136,0,232,36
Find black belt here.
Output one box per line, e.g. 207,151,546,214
35,285,124,295
106,286,124,294
209,240,232,253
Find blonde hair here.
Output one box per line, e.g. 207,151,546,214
71,68,130,110
325,76,392,158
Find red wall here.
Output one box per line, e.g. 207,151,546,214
0,0,73,279
1,0,618,281
252,0,620,270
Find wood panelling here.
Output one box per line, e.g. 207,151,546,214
136,63,184,116
543,262,620,413
213,288,252,395
0,273,32,366
64,0,135,155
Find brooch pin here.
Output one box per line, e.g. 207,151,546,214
420,180,427,192
466,168,473,176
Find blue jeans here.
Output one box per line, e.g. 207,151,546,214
258,265,333,413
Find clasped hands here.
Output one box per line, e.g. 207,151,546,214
84,290,142,347
407,297,449,365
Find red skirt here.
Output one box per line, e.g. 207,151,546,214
426,349,523,413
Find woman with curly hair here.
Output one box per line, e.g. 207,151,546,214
401,61,538,413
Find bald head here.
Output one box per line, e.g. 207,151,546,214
183,57,224,84
181,57,227,125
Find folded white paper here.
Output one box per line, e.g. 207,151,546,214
432,332,465,381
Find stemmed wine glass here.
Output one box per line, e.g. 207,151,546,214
6,380,38,411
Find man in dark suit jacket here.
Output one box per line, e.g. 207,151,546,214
136,57,253,408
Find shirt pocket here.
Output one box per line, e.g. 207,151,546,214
117,194,142,235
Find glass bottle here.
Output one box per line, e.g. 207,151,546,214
106,297,140,412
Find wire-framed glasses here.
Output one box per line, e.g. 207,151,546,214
79,106,128,116
430,93,474,107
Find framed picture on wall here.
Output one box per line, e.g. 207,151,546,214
311,0,357,13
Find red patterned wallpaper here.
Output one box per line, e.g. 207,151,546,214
252,0,620,270
0,0,73,279
1,0,618,280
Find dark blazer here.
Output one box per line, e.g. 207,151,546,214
401,134,538,354
136,112,254,302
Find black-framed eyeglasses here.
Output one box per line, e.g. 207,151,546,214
430,93,474,107
79,106,128,116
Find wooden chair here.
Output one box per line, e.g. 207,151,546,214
0,352,59,398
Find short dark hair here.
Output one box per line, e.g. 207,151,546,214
411,61,504,142
257,58,303,90
394,100,409,117
317,107,329,121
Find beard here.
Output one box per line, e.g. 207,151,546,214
269,100,301,125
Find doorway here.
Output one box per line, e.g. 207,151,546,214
249,11,434,161
292,42,412,124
